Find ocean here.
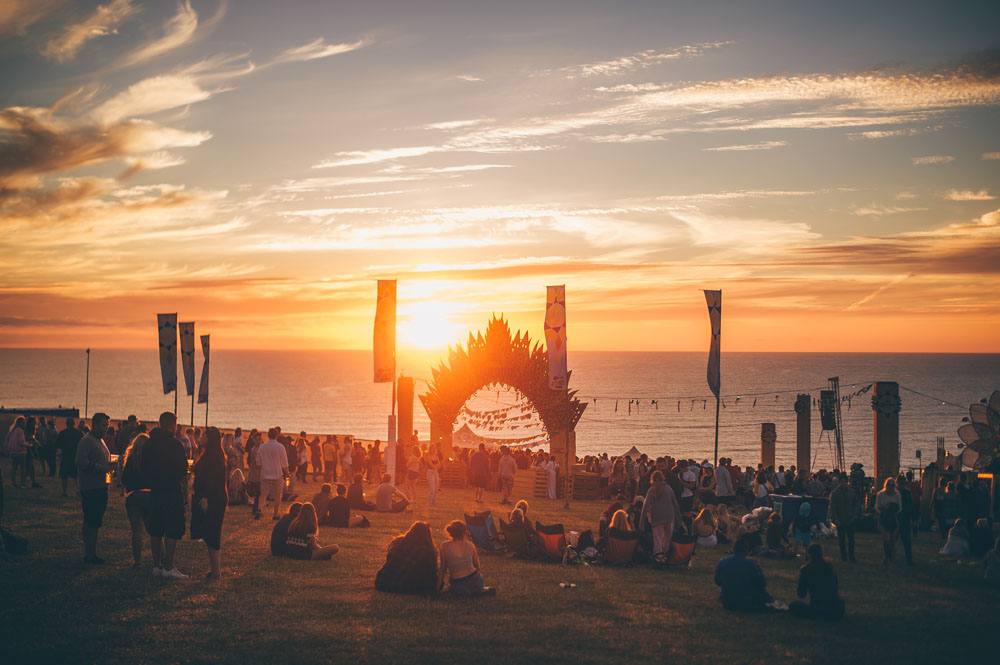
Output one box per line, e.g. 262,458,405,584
1,349,996,471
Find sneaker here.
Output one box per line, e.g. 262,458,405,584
152,566,164,577
162,567,189,580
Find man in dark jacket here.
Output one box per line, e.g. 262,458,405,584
789,544,845,620
714,539,774,612
829,474,860,563
141,412,189,579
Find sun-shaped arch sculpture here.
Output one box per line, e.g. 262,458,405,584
419,316,586,451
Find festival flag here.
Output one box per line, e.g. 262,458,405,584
704,290,722,398
197,335,210,404
545,285,568,391
156,313,178,395
179,322,196,396
373,279,396,383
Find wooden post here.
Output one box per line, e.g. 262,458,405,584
761,423,776,468
873,381,901,483
795,394,811,473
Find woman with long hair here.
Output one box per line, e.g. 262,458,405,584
875,477,902,565
693,507,719,547
5,416,28,488
285,503,340,560
374,521,438,594
122,433,151,567
437,520,496,596
639,470,682,557
191,427,229,578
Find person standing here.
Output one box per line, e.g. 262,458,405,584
54,418,84,497
541,454,559,500
640,470,682,558
829,474,860,563
256,428,289,521
715,457,735,504
875,477,902,565
5,417,28,488
498,447,517,505
322,435,338,484
367,441,381,484
75,412,112,564
190,427,228,579
309,436,323,482
142,412,190,579
470,444,490,504
895,473,915,565
340,437,353,485
425,446,442,505
121,433,152,568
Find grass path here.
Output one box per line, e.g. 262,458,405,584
1,476,994,664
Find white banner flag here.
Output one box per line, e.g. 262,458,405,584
157,313,177,395
545,285,567,391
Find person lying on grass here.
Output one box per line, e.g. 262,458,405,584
437,521,496,597
375,521,438,595
285,503,340,561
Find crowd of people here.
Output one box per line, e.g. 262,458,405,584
3,413,999,608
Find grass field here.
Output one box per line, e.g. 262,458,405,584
1,474,994,665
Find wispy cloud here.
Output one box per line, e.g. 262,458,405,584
267,36,371,66
704,140,787,151
92,74,216,124
562,42,732,78
314,146,440,168
42,0,138,62
455,75,483,82
0,0,65,35
912,155,954,165
672,211,818,251
983,152,1000,160
943,189,995,201
846,273,913,310
852,204,928,216
120,0,198,67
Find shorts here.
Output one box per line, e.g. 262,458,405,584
472,472,488,489
148,492,186,539
261,479,284,504
500,476,514,492
60,457,77,479
81,487,109,528
125,491,151,528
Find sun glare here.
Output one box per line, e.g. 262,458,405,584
397,300,466,351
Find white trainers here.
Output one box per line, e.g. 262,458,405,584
161,567,189,580
152,566,164,577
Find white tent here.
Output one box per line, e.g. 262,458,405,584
621,445,644,459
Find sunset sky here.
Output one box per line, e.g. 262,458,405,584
2,0,999,353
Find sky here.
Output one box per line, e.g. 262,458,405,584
1,0,999,353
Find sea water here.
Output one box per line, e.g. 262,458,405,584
1,349,996,470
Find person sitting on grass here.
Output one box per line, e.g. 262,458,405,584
599,494,628,539
792,502,812,553
328,483,369,528
374,521,438,595
437,520,496,597
984,536,1000,585
376,473,409,513
510,501,537,539
939,518,971,557
270,502,302,556
348,473,376,510
790,544,845,620
714,538,776,613
694,508,719,547
759,511,795,558
285,503,340,561
312,484,334,523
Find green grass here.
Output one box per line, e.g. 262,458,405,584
1,476,994,665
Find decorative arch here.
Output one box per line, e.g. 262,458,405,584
419,316,586,450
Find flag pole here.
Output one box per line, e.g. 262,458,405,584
191,392,195,428
714,394,720,467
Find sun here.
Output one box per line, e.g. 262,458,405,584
397,300,466,351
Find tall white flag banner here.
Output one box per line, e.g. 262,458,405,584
179,322,196,396
373,280,396,383
198,335,210,404
704,290,722,398
545,285,568,391
157,313,178,395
